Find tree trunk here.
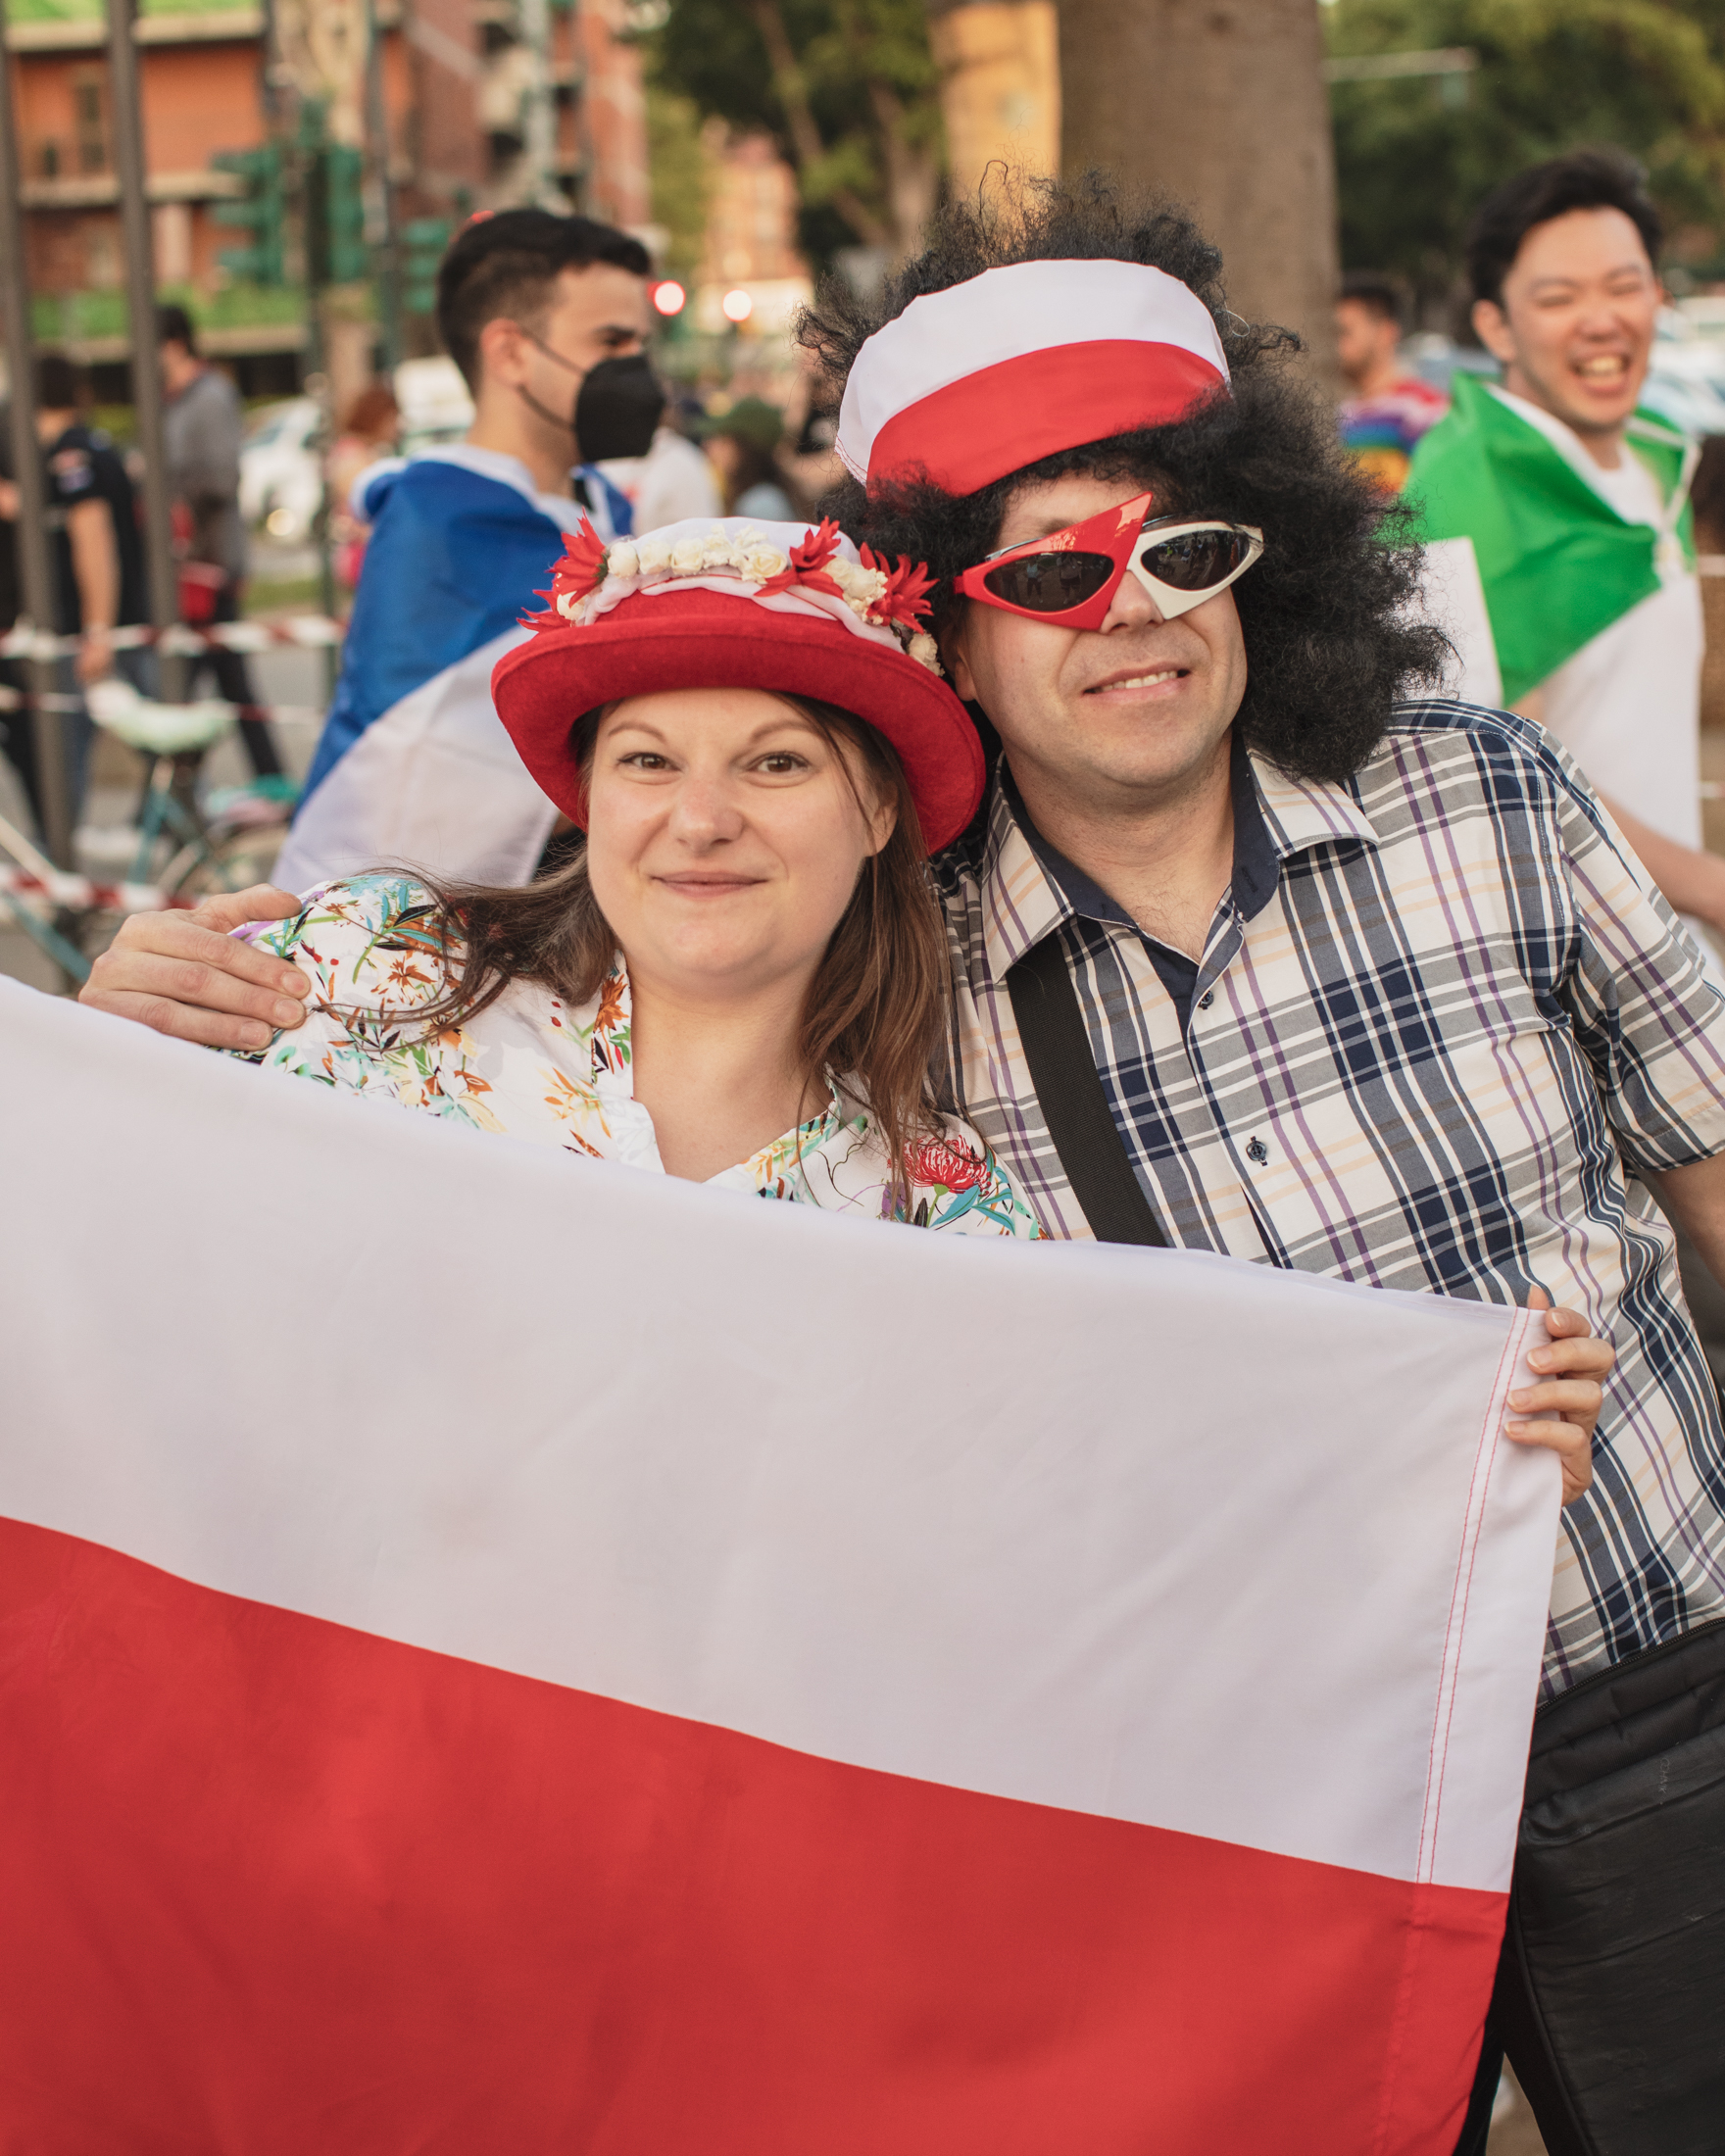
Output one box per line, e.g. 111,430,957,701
867,79,943,262
1058,0,1339,391
926,1,1060,212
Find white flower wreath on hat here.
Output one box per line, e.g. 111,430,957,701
528,514,945,674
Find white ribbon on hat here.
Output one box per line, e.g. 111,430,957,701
565,517,939,668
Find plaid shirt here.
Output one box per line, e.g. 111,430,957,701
934,699,1725,1694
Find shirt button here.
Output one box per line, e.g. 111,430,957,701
1197,990,1214,1010
1246,1137,1269,1165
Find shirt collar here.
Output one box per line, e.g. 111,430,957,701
978,781,1074,985
977,737,1380,984
999,762,1132,935
1249,752,1382,862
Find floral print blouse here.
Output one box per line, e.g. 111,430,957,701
232,875,1041,1238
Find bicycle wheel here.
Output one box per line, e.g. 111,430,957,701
161,817,293,903
62,819,293,971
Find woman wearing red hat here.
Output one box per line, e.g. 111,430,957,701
223,514,1037,1235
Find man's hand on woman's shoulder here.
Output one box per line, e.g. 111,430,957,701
78,885,311,1050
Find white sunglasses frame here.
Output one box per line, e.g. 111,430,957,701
1123,517,1265,621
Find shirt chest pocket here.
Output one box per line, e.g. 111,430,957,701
1344,947,1580,1173
1205,934,1578,1246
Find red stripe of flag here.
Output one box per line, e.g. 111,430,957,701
0,1517,1502,2155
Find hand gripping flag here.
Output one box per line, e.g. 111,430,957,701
0,979,1558,2155
1407,371,1697,707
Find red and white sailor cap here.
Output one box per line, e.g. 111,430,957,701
836,260,1230,499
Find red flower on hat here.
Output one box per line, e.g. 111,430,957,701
522,516,609,631
550,517,609,603
757,516,846,602
861,545,936,628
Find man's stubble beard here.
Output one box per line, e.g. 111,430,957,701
1001,688,1240,832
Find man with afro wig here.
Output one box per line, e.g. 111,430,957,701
808,175,1725,2152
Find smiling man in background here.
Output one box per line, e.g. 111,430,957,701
1408,150,1722,951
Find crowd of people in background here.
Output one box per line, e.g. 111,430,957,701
1332,154,1716,948
1334,269,1449,491
0,304,278,836
0,351,143,833
9,151,1711,941
0,272,842,858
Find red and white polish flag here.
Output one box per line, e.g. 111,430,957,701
0,979,1556,2154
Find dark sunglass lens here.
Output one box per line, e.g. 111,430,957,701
1141,528,1250,591
983,550,1116,612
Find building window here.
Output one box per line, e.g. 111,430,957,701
73,73,108,175
84,219,123,289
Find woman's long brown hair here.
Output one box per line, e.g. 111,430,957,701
402,696,955,1201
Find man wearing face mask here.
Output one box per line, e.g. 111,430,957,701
271,209,659,893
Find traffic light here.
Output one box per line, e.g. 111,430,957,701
402,218,453,317
297,106,367,291
322,144,368,286
211,143,286,286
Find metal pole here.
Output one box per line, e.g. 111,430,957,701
518,0,560,212
362,0,400,371
298,98,337,695
105,0,187,701
0,0,74,867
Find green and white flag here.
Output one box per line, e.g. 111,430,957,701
1407,371,1696,707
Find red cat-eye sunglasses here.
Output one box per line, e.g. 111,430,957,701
954,492,1264,632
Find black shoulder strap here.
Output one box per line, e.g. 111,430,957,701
1005,935,1169,1248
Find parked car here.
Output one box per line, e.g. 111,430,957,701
239,398,323,543
1643,310,1725,440
241,367,475,548
393,357,473,458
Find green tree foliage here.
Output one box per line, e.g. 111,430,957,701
1326,0,1725,314
644,0,942,267
645,82,712,283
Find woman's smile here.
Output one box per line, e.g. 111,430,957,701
651,871,768,897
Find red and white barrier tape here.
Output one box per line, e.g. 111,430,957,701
0,683,326,726
0,616,345,661
0,861,193,917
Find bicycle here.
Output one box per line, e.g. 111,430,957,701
0,680,300,985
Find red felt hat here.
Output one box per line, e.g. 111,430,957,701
490,518,985,855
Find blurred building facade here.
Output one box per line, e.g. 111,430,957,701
692,125,808,341
3,0,649,392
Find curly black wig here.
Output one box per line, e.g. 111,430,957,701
798,174,1450,787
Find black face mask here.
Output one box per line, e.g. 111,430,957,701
573,355,665,463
